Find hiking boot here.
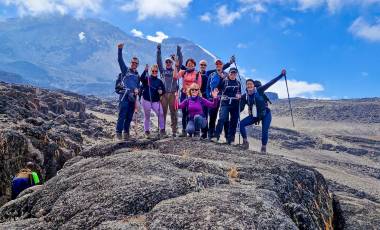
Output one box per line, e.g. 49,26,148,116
123,132,130,140
241,139,249,150
144,131,151,139
115,133,123,141
193,131,201,140
261,145,267,154
159,129,168,138
172,132,177,138
179,130,187,137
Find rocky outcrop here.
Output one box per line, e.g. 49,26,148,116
0,138,335,229
0,82,115,206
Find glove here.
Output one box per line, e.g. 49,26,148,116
230,55,236,64
117,43,124,49
281,69,287,77
177,45,181,51
116,84,125,91
157,43,161,50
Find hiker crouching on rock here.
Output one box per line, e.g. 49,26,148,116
12,162,42,200
178,83,219,138
157,44,183,137
115,43,140,140
212,67,242,145
239,70,287,153
141,64,166,138
175,58,202,137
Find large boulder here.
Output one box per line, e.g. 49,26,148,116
0,139,336,229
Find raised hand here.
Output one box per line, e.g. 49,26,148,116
281,69,287,76
211,88,219,98
145,64,149,72
117,43,124,49
230,55,236,64
177,45,181,51
157,43,161,50
236,93,242,99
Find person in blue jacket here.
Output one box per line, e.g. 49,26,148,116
12,162,41,200
205,58,234,140
115,43,141,140
239,70,286,153
212,67,242,145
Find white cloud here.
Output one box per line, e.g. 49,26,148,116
280,17,296,28
146,31,169,43
0,0,102,17
264,78,325,98
237,43,249,48
200,12,211,22
120,0,192,21
361,71,369,77
131,28,144,38
78,31,86,41
349,17,380,42
216,5,241,26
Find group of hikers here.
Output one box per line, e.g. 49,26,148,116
115,43,287,152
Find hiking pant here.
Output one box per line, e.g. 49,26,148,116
186,115,207,135
201,105,209,138
240,109,272,145
141,98,165,132
161,92,178,133
180,92,188,131
215,105,239,142
116,99,135,134
208,101,229,138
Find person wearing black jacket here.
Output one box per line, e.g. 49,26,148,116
212,67,242,145
239,70,286,152
140,64,166,138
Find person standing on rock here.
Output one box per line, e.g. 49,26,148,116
115,43,140,140
11,162,41,200
239,70,287,153
174,58,202,137
157,44,183,137
212,67,242,145
199,57,234,139
178,83,219,138
206,58,234,140
140,64,166,138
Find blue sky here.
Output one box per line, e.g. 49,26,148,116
1,0,379,99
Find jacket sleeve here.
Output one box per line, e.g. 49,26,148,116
178,98,188,109
196,72,202,88
222,62,231,71
177,46,183,68
118,48,128,75
175,70,185,80
202,97,219,109
217,78,224,91
258,74,283,93
206,69,217,76
157,48,164,73
140,70,148,85
240,94,247,112
160,79,166,94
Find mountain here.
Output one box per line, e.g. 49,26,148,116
0,16,220,96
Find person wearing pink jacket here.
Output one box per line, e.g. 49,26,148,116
175,58,202,137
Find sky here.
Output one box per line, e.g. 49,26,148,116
0,0,379,99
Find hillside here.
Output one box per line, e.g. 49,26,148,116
0,16,219,96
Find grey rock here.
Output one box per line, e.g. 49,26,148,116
0,139,335,229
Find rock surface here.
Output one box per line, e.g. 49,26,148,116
0,82,115,206
0,138,335,229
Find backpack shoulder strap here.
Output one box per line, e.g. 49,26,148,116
263,93,272,104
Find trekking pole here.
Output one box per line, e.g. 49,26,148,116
233,60,242,145
284,74,295,128
158,86,162,137
146,66,155,134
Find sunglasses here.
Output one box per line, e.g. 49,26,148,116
151,70,158,73
216,63,223,66
191,89,199,91
131,62,139,65
200,64,207,67
165,61,172,64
